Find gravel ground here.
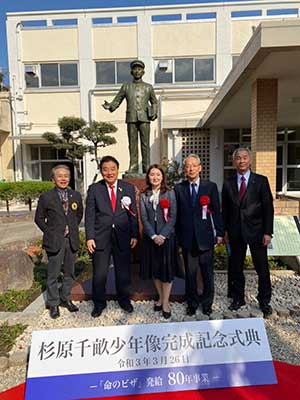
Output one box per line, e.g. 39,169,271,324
0,272,299,393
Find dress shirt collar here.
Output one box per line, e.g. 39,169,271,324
189,177,200,187
56,188,68,199
105,181,118,198
188,177,200,194
237,169,251,187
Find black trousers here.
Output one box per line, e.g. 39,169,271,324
228,239,272,305
92,230,131,308
46,237,76,307
182,246,214,310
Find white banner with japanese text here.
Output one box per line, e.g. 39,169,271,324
25,318,277,399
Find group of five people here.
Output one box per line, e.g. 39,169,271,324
35,148,274,320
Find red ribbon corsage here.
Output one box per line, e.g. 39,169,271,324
160,198,170,222
199,195,210,219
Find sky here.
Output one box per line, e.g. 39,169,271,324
0,0,255,82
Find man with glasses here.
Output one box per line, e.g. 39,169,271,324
174,154,223,316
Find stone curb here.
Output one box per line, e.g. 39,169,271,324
0,291,46,325
0,292,46,371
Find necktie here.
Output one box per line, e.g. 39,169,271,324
61,190,68,214
61,191,69,236
239,176,246,200
191,183,197,207
110,185,116,212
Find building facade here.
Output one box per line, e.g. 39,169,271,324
6,0,300,194
0,92,14,182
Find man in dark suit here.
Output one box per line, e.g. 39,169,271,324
85,155,138,318
174,154,223,316
35,165,83,319
222,148,274,317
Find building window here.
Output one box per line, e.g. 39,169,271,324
155,57,215,84
25,65,39,88
96,60,133,85
175,58,193,82
41,64,59,86
281,128,300,192
223,128,251,179
154,60,173,83
25,63,78,88
25,145,74,186
195,58,214,81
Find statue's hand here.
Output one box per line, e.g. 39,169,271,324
150,114,157,121
102,100,110,110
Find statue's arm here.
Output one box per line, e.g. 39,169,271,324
102,84,126,112
149,85,158,119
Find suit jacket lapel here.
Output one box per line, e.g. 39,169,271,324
99,180,112,212
52,188,65,215
115,180,124,214
66,189,73,216
183,180,192,207
197,180,206,200
229,174,240,205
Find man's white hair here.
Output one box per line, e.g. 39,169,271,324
183,154,201,166
232,147,252,159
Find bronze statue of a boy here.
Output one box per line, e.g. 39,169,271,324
103,60,157,173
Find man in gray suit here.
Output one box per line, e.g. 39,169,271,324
103,60,157,173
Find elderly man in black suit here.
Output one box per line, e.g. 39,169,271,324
35,165,83,319
85,155,138,318
174,154,223,316
222,148,274,317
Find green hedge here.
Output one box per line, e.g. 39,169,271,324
0,181,54,213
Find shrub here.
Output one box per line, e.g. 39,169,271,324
0,181,54,213
0,182,18,213
77,231,91,264
0,323,27,356
15,181,54,211
213,244,288,270
161,158,184,188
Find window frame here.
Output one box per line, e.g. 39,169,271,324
24,62,79,89
223,128,251,179
154,56,215,85
95,59,134,86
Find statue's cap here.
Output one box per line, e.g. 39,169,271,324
130,59,145,69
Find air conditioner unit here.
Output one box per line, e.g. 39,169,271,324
25,65,37,76
158,60,172,72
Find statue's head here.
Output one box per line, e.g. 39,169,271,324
130,59,145,79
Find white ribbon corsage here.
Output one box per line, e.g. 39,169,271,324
121,196,136,216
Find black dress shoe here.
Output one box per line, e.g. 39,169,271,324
229,299,246,311
153,303,163,312
119,302,134,313
260,304,273,318
162,309,171,319
186,306,196,316
91,306,105,318
60,301,79,312
49,306,60,319
202,306,212,316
